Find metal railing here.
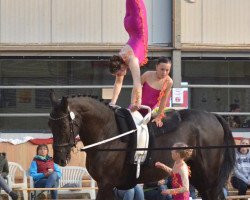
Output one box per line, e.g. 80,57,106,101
1,83,250,89
0,113,49,117
0,84,249,117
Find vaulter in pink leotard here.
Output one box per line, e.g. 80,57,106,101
109,0,148,109
122,0,148,66
141,82,160,109
139,82,161,116
140,81,171,117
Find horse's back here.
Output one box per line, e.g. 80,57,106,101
178,109,217,122
179,108,232,146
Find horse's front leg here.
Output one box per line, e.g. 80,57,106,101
96,184,115,200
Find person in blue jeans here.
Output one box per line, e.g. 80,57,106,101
29,144,62,199
144,177,196,200
114,184,144,200
144,177,172,200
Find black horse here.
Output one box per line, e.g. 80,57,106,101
48,91,235,200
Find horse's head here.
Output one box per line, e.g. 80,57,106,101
48,90,79,166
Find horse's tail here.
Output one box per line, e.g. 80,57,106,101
214,114,236,196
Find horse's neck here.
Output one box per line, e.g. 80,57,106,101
79,110,117,146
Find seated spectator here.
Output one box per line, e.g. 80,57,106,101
29,144,62,199
226,103,242,128
0,152,18,200
144,177,196,200
113,184,144,200
231,138,250,195
144,177,172,200
242,117,250,128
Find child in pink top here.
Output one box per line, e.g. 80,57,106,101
109,0,148,111
155,143,193,200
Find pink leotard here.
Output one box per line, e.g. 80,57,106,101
172,173,190,200
141,82,160,109
124,0,148,66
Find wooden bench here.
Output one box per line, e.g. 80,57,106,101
28,166,97,199
226,195,250,199
21,187,98,200
226,184,250,200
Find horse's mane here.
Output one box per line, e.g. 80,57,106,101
66,94,107,104
66,94,116,111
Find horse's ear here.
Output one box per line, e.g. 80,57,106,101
49,89,60,107
61,96,68,111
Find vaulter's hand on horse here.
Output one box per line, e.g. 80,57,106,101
152,116,163,127
130,103,141,112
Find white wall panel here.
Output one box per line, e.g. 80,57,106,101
181,0,202,43
52,0,101,43
203,0,250,44
0,0,51,43
0,0,171,45
102,0,127,43
182,0,250,45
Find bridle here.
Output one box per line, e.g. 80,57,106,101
49,109,80,153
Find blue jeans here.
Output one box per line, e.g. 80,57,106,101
114,185,144,200
0,175,11,194
144,186,172,200
34,172,59,199
223,187,228,198
189,184,196,199
144,178,172,200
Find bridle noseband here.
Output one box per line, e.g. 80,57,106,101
49,109,79,152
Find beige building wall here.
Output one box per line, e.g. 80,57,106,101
0,0,172,45
0,141,86,170
181,0,250,45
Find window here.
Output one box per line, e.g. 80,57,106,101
0,57,159,133
182,59,250,129
0,89,16,108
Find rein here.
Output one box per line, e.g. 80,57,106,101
50,110,138,152
50,106,151,152
81,129,137,151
